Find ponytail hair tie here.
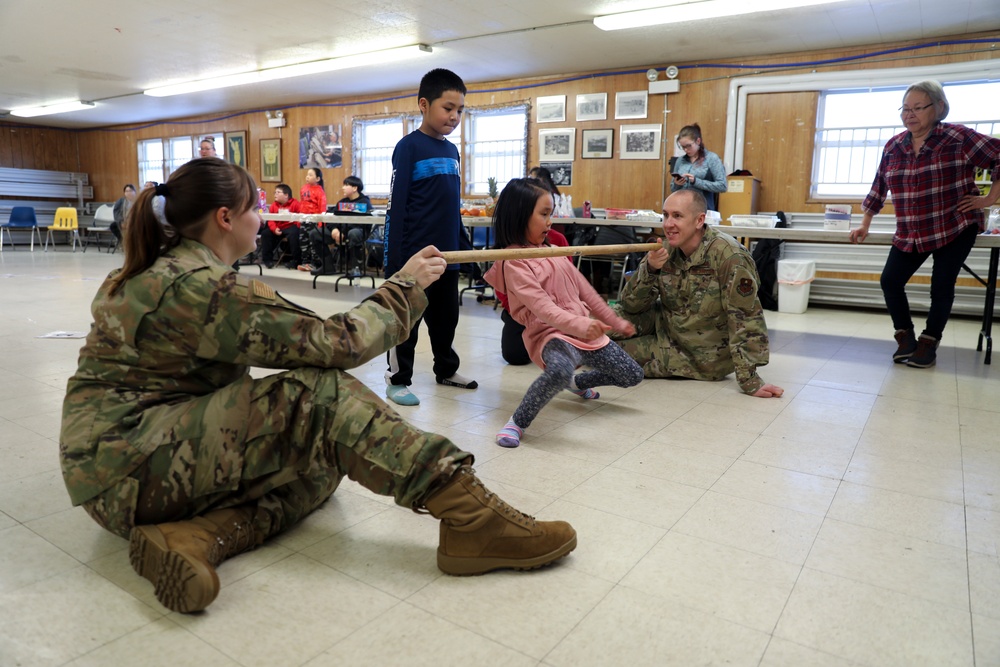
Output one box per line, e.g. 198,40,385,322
154,183,170,196
151,195,170,227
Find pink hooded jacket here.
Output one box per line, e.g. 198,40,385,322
484,245,632,368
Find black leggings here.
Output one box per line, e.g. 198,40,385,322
880,224,979,340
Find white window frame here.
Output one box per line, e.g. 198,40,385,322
464,104,528,196
352,105,527,198
722,59,1000,200
813,84,1000,198
136,134,225,184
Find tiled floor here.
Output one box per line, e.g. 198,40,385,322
1,247,998,667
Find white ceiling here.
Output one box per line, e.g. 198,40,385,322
1,0,998,129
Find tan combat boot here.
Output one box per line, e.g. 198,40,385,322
129,507,258,613
424,468,577,575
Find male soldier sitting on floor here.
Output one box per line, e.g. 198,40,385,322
612,189,784,398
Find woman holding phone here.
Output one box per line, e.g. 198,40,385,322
670,123,727,211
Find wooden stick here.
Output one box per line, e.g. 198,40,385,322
439,242,663,264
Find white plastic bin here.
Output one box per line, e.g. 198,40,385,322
777,259,816,313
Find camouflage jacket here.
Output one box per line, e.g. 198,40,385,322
617,225,769,393
60,239,425,506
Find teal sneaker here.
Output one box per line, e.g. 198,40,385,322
386,384,420,406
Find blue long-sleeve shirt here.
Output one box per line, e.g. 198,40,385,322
384,130,471,274
670,149,728,211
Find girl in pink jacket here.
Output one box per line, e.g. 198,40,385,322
484,178,642,448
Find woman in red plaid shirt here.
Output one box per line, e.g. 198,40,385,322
850,80,1000,368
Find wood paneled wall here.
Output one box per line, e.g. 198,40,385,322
3,30,997,211
0,124,80,172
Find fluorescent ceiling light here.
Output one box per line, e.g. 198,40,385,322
144,44,433,97
594,0,848,30
10,100,96,118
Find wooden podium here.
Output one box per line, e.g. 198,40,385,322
718,176,760,223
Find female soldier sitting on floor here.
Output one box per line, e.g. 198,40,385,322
59,158,576,614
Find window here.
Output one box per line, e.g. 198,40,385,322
352,117,405,196
813,81,1000,198
136,134,225,185
465,105,528,195
352,104,527,197
138,139,164,186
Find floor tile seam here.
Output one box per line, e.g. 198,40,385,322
701,480,837,520
734,453,850,483
835,475,967,510
603,460,711,495
796,562,975,617
609,573,780,640
293,549,416,604
845,447,967,475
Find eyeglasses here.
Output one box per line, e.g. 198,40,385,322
678,142,697,150
899,104,934,116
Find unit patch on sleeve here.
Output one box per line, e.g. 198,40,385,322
737,277,755,298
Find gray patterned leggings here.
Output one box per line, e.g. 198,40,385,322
513,338,643,429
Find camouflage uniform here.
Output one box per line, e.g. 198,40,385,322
60,238,471,540
611,225,770,394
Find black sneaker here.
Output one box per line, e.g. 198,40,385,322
892,328,917,363
906,334,938,368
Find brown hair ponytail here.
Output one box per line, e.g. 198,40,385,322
108,159,257,295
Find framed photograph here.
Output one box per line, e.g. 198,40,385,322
620,124,661,160
540,161,572,187
615,90,649,120
260,138,281,182
224,131,247,168
538,128,575,161
299,124,343,169
576,93,607,121
581,128,613,159
536,95,566,123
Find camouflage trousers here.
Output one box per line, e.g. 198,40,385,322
83,368,472,540
611,304,727,382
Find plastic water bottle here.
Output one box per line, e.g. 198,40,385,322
257,188,267,214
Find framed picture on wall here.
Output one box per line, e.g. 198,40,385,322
576,93,607,121
581,129,613,158
620,124,661,160
540,161,572,187
615,90,648,120
260,138,281,182
224,131,247,168
538,128,575,161
536,95,566,123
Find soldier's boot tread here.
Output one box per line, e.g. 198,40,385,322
130,524,220,613
128,507,257,613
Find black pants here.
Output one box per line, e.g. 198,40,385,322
387,270,461,386
260,225,301,266
500,309,531,365
881,224,979,340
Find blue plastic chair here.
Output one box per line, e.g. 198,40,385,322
1,206,43,252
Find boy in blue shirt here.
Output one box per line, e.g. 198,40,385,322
384,68,477,406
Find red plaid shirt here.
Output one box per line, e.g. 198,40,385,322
862,122,1000,253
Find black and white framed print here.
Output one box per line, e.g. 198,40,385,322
581,128,613,158
536,95,567,123
615,90,648,120
540,161,572,187
575,93,607,121
620,124,661,159
538,128,576,161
